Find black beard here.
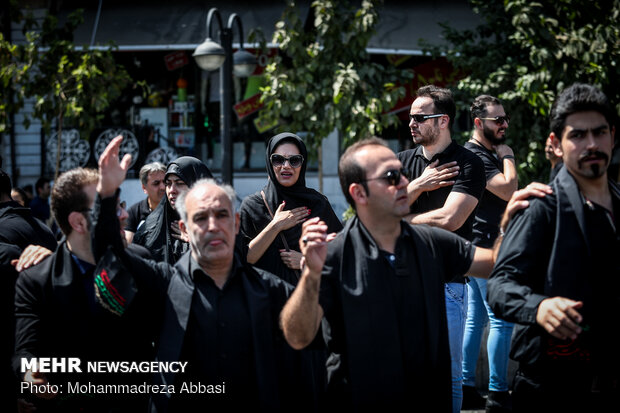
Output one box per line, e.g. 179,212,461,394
578,150,609,178
482,125,506,145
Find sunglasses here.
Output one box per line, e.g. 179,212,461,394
409,113,445,123
270,154,304,168
479,115,510,125
361,168,406,186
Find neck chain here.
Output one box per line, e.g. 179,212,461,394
470,137,490,150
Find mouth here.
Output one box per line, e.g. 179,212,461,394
280,171,294,178
204,238,225,248
579,152,608,165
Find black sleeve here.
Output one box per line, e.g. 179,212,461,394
423,226,475,282
91,192,171,298
0,242,21,275
480,153,502,182
452,153,486,201
487,198,554,325
124,202,141,232
13,269,44,379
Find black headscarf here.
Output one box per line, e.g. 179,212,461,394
133,156,213,264
239,133,342,284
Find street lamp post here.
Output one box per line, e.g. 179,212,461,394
193,8,257,185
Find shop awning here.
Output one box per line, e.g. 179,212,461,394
63,0,480,54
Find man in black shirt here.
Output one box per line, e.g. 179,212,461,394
0,169,57,412
281,137,494,411
397,85,486,412
14,168,154,413
95,136,317,412
461,95,518,411
124,162,166,244
488,83,620,412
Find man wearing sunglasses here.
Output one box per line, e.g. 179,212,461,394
488,83,619,412
397,85,486,413
281,137,496,411
461,95,518,412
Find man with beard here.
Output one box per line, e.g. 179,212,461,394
397,85,486,413
13,168,155,412
544,136,564,181
461,95,518,412
488,83,619,412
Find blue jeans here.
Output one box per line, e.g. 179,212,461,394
462,277,514,392
445,282,467,413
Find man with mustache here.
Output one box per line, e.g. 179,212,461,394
488,83,619,412
397,85,486,413
461,95,518,412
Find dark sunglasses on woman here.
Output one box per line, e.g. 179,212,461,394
270,154,304,168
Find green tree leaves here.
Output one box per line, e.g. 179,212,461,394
259,0,411,162
430,0,619,183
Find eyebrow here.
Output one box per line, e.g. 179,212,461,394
165,178,186,184
567,124,609,136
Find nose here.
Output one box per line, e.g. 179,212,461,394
206,215,219,232
585,132,598,149
397,172,409,189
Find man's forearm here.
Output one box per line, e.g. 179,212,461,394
280,266,323,350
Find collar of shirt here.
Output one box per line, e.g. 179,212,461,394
188,252,243,288
413,140,459,164
70,253,95,276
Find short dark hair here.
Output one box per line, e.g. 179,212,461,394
35,177,50,193
416,85,456,131
550,83,616,138
470,95,502,122
51,168,99,236
338,137,389,210
0,169,12,197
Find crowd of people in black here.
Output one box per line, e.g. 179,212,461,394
0,82,618,413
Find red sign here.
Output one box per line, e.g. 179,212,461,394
234,93,264,120
389,58,463,120
164,51,189,71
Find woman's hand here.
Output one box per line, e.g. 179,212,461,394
272,201,310,231
280,249,303,270
170,220,189,243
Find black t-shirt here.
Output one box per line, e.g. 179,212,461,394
318,221,474,408
397,140,486,241
125,198,151,233
464,141,508,247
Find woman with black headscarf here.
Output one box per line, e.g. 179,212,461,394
239,132,342,284
133,156,212,264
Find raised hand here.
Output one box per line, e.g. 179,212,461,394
97,135,132,198
272,201,310,231
299,217,328,276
